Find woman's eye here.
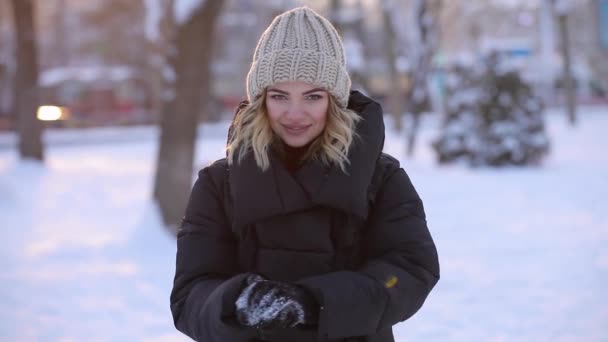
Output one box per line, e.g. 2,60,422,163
270,94,287,101
306,94,323,101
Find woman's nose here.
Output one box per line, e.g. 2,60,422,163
285,101,305,118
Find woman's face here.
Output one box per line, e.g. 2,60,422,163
265,81,329,148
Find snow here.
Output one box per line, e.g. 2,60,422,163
222,12,258,27
39,66,136,87
174,0,205,25
343,35,364,72
554,0,577,15
143,0,162,41
490,0,542,8
235,279,307,328
1,106,607,341
162,64,177,83
144,0,206,40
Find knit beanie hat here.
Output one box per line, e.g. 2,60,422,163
246,7,351,108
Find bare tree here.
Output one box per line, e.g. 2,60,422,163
405,0,441,156
11,0,43,160
52,0,69,66
330,0,369,92
153,0,225,228
0,0,10,123
351,0,371,92
555,0,577,125
381,0,405,132
79,0,147,66
330,0,344,33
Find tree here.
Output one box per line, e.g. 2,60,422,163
330,0,344,33
0,0,11,126
555,0,577,125
153,0,225,228
404,0,441,156
79,0,147,66
381,0,405,132
330,0,370,93
433,53,550,167
11,0,43,161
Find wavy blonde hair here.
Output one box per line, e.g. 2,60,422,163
226,89,361,172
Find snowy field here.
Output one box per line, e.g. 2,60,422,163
0,106,607,341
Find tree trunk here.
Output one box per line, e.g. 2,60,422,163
540,0,556,103
351,0,371,92
330,0,370,93
53,0,69,66
382,0,404,132
153,0,224,229
11,0,43,161
557,12,577,125
406,0,441,157
330,0,344,33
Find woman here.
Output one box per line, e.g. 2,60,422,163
170,7,439,342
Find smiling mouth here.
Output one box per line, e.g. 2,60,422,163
283,125,311,134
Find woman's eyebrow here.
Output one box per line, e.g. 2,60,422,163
267,87,325,95
267,88,289,94
302,88,325,95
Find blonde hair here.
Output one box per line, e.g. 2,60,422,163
226,89,361,172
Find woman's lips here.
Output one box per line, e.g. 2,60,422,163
283,124,311,136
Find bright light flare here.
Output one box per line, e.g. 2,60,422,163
37,106,64,121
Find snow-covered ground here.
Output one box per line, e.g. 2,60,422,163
0,107,606,341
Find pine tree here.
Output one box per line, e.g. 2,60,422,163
433,53,550,167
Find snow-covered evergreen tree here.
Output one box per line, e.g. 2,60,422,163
433,53,550,167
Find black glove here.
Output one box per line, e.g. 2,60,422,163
235,274,319,329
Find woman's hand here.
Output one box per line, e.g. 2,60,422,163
235,274,318,329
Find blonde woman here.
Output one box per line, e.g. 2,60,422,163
170,7,439,342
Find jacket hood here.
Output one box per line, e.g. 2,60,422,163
227,90,385,230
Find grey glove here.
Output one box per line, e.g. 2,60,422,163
235,274,319,329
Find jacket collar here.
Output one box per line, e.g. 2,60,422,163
228,91,385,230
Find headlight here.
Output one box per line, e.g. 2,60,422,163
37,106,69,121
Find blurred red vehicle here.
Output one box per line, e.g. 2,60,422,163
37,65,153,127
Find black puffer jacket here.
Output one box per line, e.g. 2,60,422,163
170,91,440,342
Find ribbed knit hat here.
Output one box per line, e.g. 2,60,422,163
246,7,351,108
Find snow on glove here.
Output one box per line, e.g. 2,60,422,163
235,278,318,329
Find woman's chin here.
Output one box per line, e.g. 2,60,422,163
278,132,316,148
281,137,312,148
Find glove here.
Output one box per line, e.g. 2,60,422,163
235,274,319,329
